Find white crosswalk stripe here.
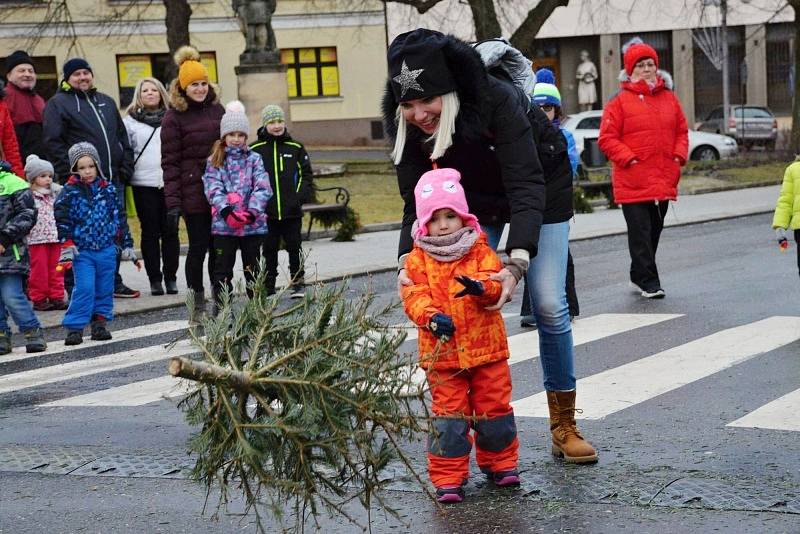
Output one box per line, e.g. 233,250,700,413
398,313,683,397
512,316,800,420
7,313,799,437
727,387,800,432
0,321,189,364
0,339,195,395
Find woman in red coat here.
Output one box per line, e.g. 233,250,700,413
0,88,24,177
599,41,688,299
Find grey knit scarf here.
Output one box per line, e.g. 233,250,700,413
414,225,479,262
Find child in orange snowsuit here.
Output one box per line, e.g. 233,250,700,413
401,168,519,504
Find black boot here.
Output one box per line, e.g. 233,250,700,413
90,315,112,341
24,327,47,353
165,279,178,295
0,331,11,355
65,330,83,346
150,281,165,296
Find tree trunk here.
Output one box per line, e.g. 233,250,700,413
510,0,570,57
790,2,800,153
169,357,254,393
163,0,193,79
468,0,501,41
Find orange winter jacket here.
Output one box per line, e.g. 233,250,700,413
402,234,509,371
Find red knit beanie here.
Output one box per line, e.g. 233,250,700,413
624,43,659,75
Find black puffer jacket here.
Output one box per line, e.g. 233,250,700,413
0,170,36,275
160,83,224,215
383,35,546,258
42,84,133,184
251,128,314,220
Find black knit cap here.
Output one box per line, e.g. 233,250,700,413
387,28,456,102
62,57,92,80
5,50,34,75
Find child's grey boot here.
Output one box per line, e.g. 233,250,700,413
24,327,47,353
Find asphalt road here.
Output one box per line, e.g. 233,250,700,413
1,213,799,533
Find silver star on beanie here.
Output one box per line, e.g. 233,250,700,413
393,60,425,98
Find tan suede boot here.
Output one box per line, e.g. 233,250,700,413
546,390,598,463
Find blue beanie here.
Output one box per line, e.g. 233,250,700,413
63,58,92,80
532,68,561,107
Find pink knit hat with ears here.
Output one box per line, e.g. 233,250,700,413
414,167,480,238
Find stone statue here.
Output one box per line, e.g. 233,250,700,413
234,0,279,64
576,50,598,112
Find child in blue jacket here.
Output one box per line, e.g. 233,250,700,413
55,142,139,345
203,102,272,312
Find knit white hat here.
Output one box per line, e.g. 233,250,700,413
24,154,54,181
220,100,250,139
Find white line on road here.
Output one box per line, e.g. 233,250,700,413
726,387,800,432
38,313,683,407
512,316,800,420
41,376,194,407
0,321,189,364
0,340,196,395
400,313,682,397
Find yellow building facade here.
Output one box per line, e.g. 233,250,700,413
0,0,389,146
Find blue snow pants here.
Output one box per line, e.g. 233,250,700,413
62,245,116,331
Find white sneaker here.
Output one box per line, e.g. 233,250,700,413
629,281,665,299
289,289,306,299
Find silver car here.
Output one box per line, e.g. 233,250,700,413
697,105,778,150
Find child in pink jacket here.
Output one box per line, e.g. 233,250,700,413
25,154,66,310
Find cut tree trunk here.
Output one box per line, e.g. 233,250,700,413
169,357,253,392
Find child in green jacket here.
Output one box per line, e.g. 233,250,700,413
773,157,800,277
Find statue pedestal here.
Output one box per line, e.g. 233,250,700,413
235,61,289,138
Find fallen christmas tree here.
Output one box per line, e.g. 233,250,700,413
170,277,432,531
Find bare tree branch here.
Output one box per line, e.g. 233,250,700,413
510,0,570,57
379,0,446,15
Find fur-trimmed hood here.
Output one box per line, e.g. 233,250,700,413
618,68,674,90
382,33,489,144
168,78,220,113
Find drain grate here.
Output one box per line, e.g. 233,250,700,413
0,444,99,475
647,476,800,514
2,443,798,515
70,451,194,479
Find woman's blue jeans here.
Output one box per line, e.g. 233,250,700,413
483,222,576,391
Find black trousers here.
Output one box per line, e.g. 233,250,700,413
212,234,263,300
184,213,214,294
621,200,670,291
263,217,304,290
521,248,579,318
132,186,179,284
795,230,800,277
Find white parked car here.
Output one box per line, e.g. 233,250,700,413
561,110,739,165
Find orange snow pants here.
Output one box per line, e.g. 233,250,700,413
426,359,518,487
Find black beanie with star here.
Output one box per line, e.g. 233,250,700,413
387,29,456,102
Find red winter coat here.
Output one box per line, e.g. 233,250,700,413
598,76,688,204
0,100,23,177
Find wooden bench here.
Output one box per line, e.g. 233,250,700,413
301,185,351,238
575,166,615,207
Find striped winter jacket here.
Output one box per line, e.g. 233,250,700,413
203,146,272,237
401,234,509,371
250,129,313,220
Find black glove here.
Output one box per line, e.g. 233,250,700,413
429,313,455,340
166,208,181,232
454,275,484,298
0,160,11,173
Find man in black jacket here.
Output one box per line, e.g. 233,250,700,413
43,58,138,298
